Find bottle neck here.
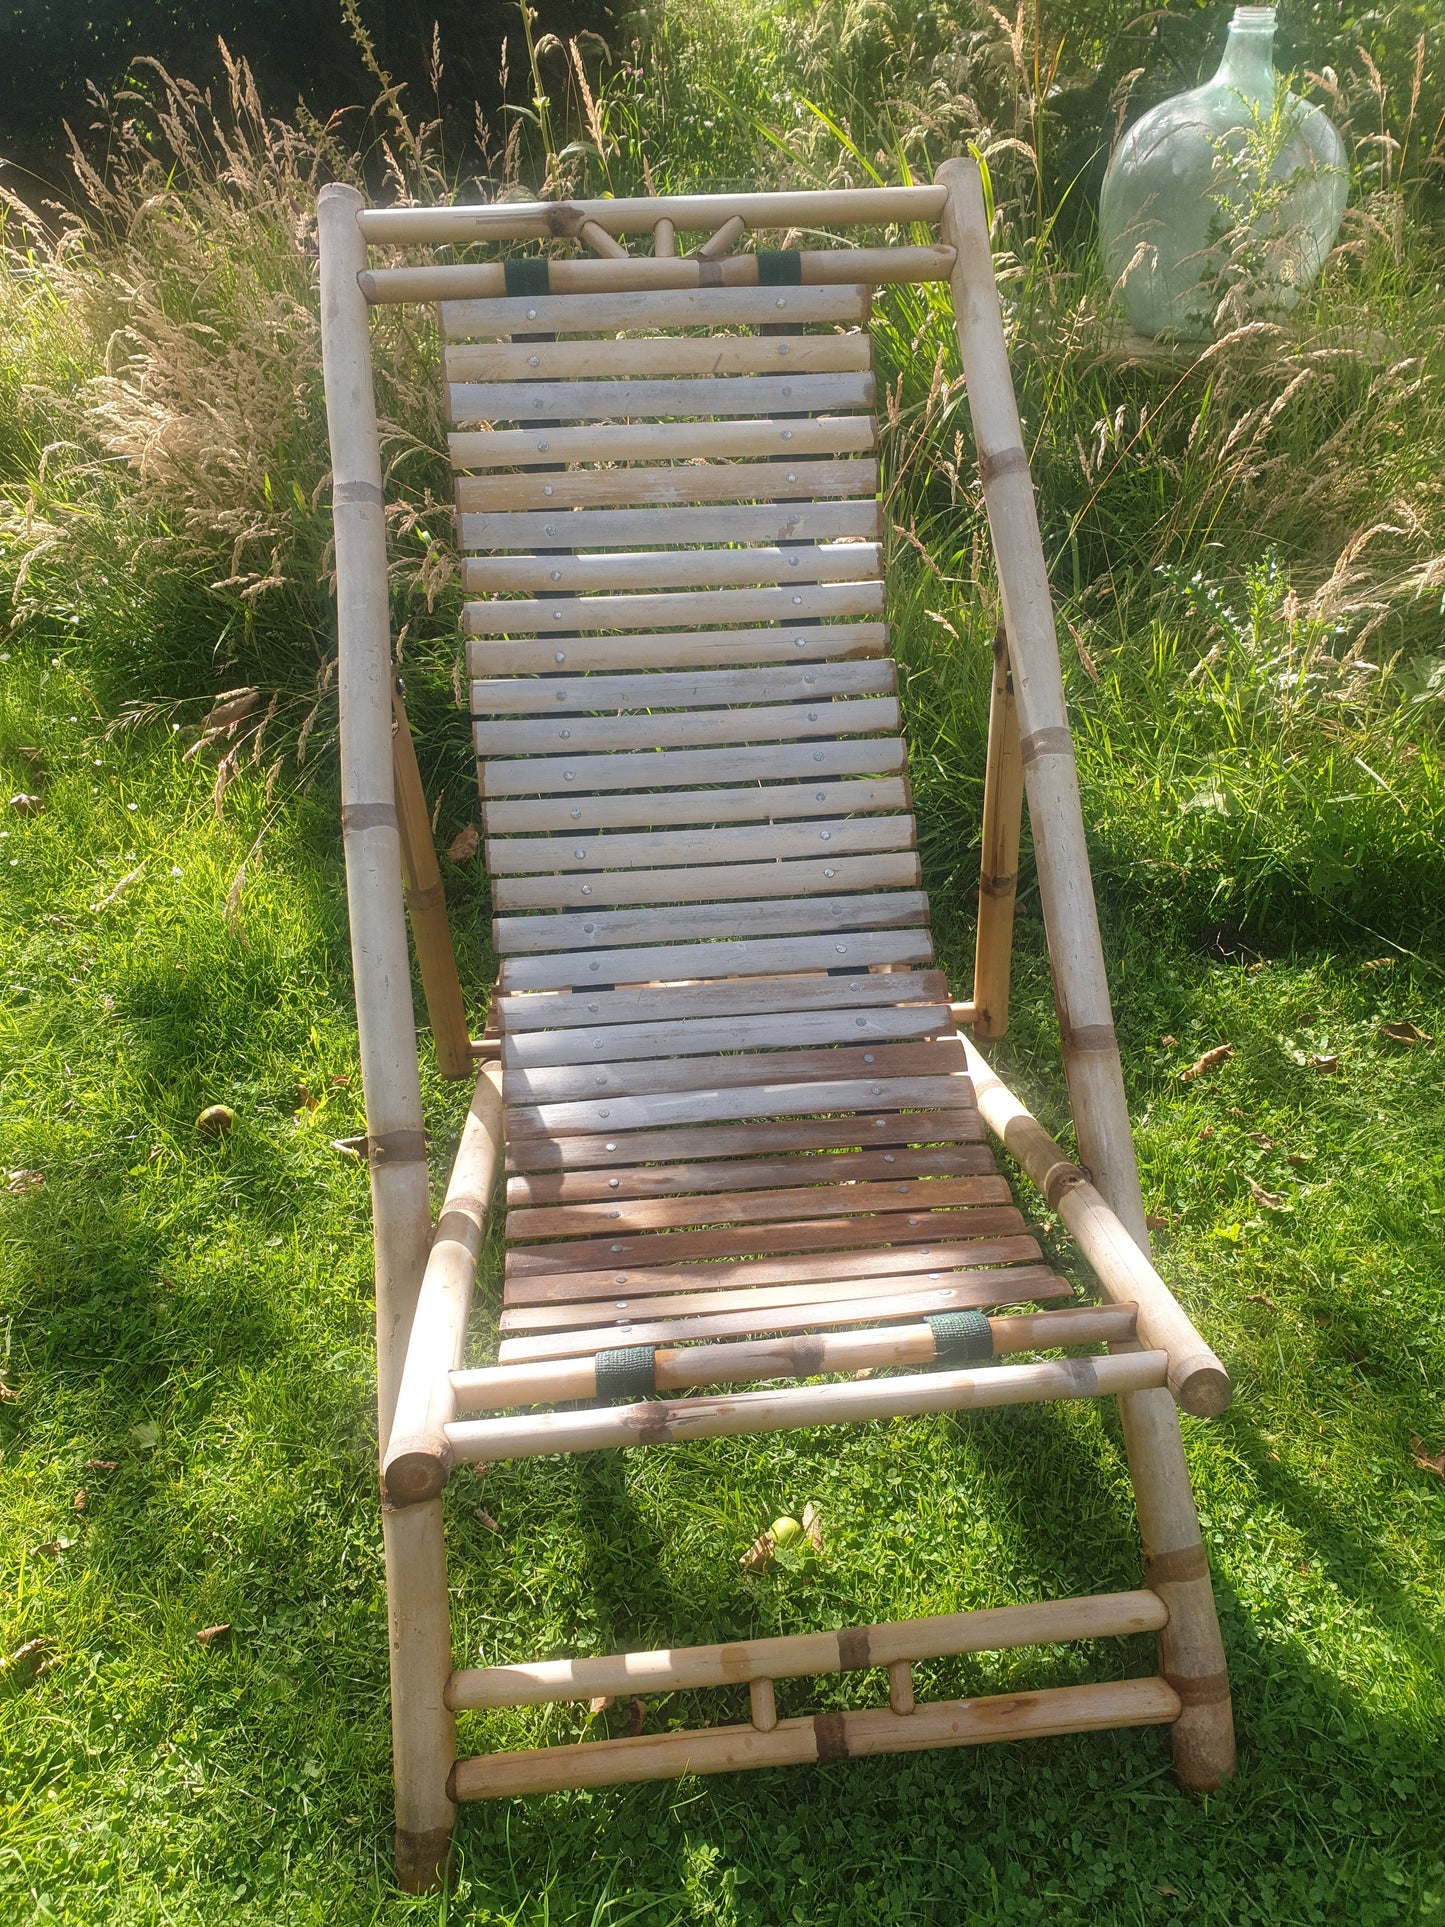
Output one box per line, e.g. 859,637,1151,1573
1215,8,1278,105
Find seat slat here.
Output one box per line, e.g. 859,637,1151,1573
462,543,882,597
498,927,934,993
470,621,889,676
483,736,906,802
504,1143,996,1206
500,1001,950,1068
484,776,909,838
450,372,875,424
508,1174,1007,1240
502,1107,984,1171
444,332,873,382
501,1070,967,1134
503,1038,955,1103
501,1234,1045,1317
492,851,921,913
473,695,898,761
495,968,947,1032
439,284,871,339
460,501,882,553
464,579,886,637
495,1268,1069,1361
488,812,913,875
456,459,879,514
450,416,876,473
472,661,894,717
493,889,928,956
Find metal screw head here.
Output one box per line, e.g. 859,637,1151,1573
527,307,538,319
528,354,540,366
794,636,807,647
588,960,600,971
605,1141,617,1151
786,473,797,483
863,1052,874,1062
537,439,550,452
608,1176,619,1187
775,296,787,309
583,922,595,934
550,569,562,581
820,830,831,840
543,483,554,495
556,689,568,700
793,594,804,605
781,429,793,441
836,943,848,953
564,770,576,782
570,806,581,818
552,609,564,620
559,728,571,739
581,883,592,895
825,867,836,878
574,848,586,859
554,651,566,663
812,751,825,762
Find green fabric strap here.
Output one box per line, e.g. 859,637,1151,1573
594,1345,658,1402
756,249,803,286
503,256,551,298
927,1310,995,1368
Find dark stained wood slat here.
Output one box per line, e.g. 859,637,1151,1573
501,1038,961,1105
504,1144,998,1207
502,1108,987,1172
506,1174,1009,1240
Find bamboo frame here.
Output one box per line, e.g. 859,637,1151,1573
316,164,1238,1883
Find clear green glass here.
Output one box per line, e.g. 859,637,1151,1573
1099,6,1347,339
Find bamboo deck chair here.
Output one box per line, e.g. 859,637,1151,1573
316,165,1236,1891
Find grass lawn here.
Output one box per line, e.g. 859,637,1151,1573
3,638,1442,1926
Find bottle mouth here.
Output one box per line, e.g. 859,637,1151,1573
1231,5,1277,29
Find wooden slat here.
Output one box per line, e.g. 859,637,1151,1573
473,694,899,761
507,1174,1007,1241
503,1070,972,1137
505,1143,996,1206
456,459,880,514
499,927,934,995
449,372,875,424
487,811,913,875
504,1107,985,1171
483,736,906,804
439,284,872,339
450,416,876,473
461,500,881,553
495,970,948,1035
484,775,909,838
472,660,894,718
503,1037,957,1104
493,1268,1068,1360
444,333,873,382
501,1000,949,1068
461,542,882,597
494,889,928,956
468,621,889,677
464,579,886,638
492,851,921,913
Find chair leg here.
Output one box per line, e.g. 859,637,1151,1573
1116,1383,1236,1790
385,1497,458,1891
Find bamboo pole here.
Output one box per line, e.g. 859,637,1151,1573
448,1590,1168,1709
318,182,455,1893
653,217,676,258
888,1661,916,1715
696,215,747,259
390,687,472,1080
356,186,947,246
444,1351,1167,1464
937,158,1235,1791
383,1065,504,1505
450,1676,1180,1798
972,629,1024,1039
450,1304,1139,1413
961,1040,1230,1418
749,1678,778,1731
359,245,955,304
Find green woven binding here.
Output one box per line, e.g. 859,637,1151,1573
503,256,551,297
927,1310,995,1367
594,1345,658,1402
756,249,803,286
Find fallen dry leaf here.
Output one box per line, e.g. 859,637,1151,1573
1197,1125,1214,1140
84,1459,118,1472
9,792,42,814
294,1082,320,1111
1358,956,1395,976
1246,1177,1286,1210
588,1695,615,1715
472,1507,500,1532
1409,1437,1445,1478
1181,1043,1235,1083
195,1624,231,1647
30,1538,74,1557
1246,1291,1280,1312
740,1529,776,1573
4,1169,45,1196
801,1501,824,1554
72,1489,88,1513
1378,1021,1432,1048
1286,1152,1310,1169
0,1382,17,1403
1247,1132,1275,1149
446,822,480,864
1160,1034,1178,1048
1145,1213,1170,1232
2,1637,51,1680
1310,1054,1340,1074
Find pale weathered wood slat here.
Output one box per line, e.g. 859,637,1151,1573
439,284,871,340
456,459,880,514
444,332,873,383
502,1037,958,1104
482,734,906,802
473,694,899,761
500,1000,950,1068
464,579,886,637
487,812,914,875
469,621,889,677
450,416,876,473
495,1268,1069,1361
503,1107,985,1171
471,661,894,718
494,888,928,956
502,1234,1044,1317
459,501,882,554
504,1143,996,1206
449,372,875,425
483,774,909,837
463,542,883,597
496,967,947,1033
499,927,935,994
502,1069,969,1135
507,1174,1007,1241
492,850,921,913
